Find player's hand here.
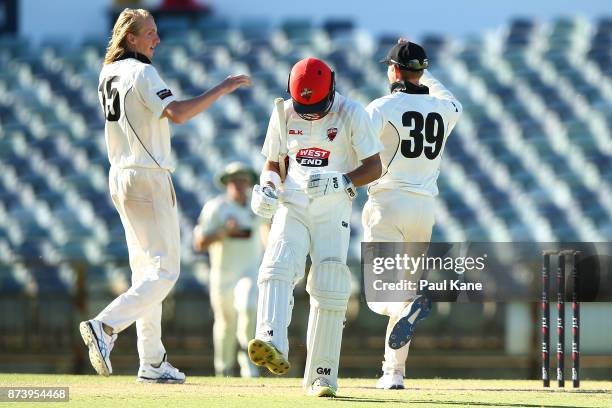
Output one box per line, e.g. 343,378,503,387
192,225,205,252
251,184,279,219
224,218,240,235
221,74,252,94
305,172,357,200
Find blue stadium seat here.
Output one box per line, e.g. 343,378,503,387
104,241,129,262
156,15,192,36
13,240,49,261
0,191,22,211
322,19,354,38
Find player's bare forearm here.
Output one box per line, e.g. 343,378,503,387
199,231,225,250
193,226,226,252
346,153,382,187
164,91,224,125
163,75,251,124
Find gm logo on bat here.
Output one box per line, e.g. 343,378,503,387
296,148,330,167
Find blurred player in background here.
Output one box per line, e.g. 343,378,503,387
193,162,269,378
79,8,250,383
248,58,382,397
363,39,463,389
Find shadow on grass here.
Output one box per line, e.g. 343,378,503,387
333,396,408,404
407,401,596,408
333,396,598,408
408,387,612,394
341,386,612,394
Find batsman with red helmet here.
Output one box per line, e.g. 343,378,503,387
248,58,382,397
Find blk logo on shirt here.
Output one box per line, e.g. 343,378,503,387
296,148,330,167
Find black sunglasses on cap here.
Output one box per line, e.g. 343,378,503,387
386,58,429,71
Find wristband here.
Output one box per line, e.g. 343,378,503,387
260,170,281,189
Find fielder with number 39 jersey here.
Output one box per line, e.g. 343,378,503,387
366,70,462,197
363,40,463,391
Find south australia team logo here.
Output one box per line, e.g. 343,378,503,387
296,147,330,167
300,88,313,101
327,127,338,141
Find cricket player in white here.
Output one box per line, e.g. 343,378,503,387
79,8,250,383
248,58,382,397
193,162,268,377
363,39,462,389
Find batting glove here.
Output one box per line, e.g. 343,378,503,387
305,172,357,200
251,184,279,219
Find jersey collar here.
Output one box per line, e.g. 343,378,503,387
390,80,429,95
114,51,152,64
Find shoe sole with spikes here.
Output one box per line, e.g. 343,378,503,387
79,321,110,377
247,339,290,375
388,295,432,350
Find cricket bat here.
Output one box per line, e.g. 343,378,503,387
274,98,288,182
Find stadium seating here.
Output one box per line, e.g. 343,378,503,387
0,15,610,317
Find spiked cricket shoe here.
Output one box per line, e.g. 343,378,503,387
388,295,432,350
376,370,405,390
137,354,186,384
308,377,337,397
247,339,290,375
79,320,117,376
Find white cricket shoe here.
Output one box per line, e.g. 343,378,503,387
376,370,405,390
308,377,337,397
137,354,186,384
79,320,117,377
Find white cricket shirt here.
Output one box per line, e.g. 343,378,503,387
262,92,383,192
98,54,177,171
197,195,264,279
365,71,463,197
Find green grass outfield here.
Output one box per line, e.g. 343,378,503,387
0,374,611,407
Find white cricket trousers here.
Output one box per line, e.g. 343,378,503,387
256,193,353,388
209,274,259,377
96,166,180,366
362,189,434,375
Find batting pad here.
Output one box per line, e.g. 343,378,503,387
256,238,302,359
303,261,351,389
256,278,292,359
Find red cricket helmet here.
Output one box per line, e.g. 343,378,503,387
288,58,335,120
